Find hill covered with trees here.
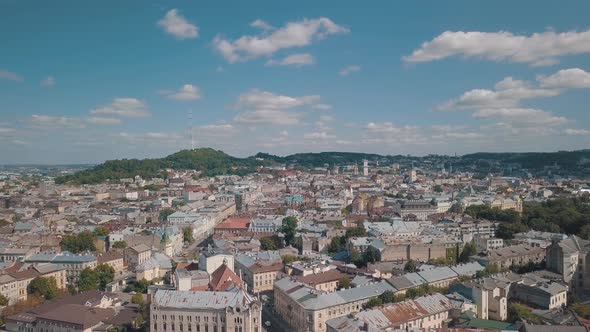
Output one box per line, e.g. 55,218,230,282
56,148,590,184
55,148,265,184
462,150,590,170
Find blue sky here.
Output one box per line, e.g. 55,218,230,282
1,0,590,164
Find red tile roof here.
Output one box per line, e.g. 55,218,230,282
215,217,251,230
208,263,243,291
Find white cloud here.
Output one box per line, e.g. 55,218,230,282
234,110,303,125
117,131,182,142
365,122,397,133
432,132,484,139
90,98,150,118
403,29,590,66
319,115,334,122
197,123,239,136
339,65,361,76
564,128,590,135
86,117,121,125
12,139,29,145
266,53,315,67
537,68,590,89
0,69,23,82
250,19,273,31
28,115,85,129
437,76,558,111
213,17,348,63
0,127,16,134
311,104,332,110
473,108,567,126
40,76,55,87
304,131,335,139
236,89,320,110
158,9,198,40
161,84,201,101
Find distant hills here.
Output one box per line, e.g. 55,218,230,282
55,148,263,185
462,150,590,170
55,148,590,184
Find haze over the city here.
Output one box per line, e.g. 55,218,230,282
1,0,590,164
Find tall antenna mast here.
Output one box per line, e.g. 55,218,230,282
189,109,194,150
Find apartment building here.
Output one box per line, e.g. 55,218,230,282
546,235,589,290
235,251,283,293
124,244,151,270
0,247,39,262
151,290,262,332
0,263,67,304
474,234,504,252
25,251,97,283
293,269,348,293
97,251,125,273
470,244,545,268
274,278,395,332
325,293,453,331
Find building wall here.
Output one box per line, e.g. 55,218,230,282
151,305,262,332
199,255,234,275
274,285,375,332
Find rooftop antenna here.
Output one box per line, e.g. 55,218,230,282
189,109,194,150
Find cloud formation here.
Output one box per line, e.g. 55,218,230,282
40,76,55,87
161,84,201,101
233,89,322,125
266,53,315,67
537,68,590,89
472,108,567,126
339,65,361,76
0,69,23,82
213,17,348,63
158,9,198,40
90,98,150,118
404,29,590,66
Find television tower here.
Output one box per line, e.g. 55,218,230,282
188,109,194,150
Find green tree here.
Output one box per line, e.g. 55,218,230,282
134,279,151,294
280,216,298,246
260,236,278,250
182,227,194,244
95,264,115,290
433,185,443,193
580,225,590,240
93,226,109,237
572,303,590,319
28,277,60,300
404,259,418,273
60,231,96,253
338,276,351,290
363,246,381,264
78,267,100,292
345,226,367,238
380,290,396,304
476,263,501,278
350,250,364,267
111,240,127,249
159,208,175,221
363,297,383,309
459,242,477,263
131,293,148,328
327,236,345,253
281,255,299,265
131,293,144,305
0,293,8,306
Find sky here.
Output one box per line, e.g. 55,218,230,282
1,0,590,164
